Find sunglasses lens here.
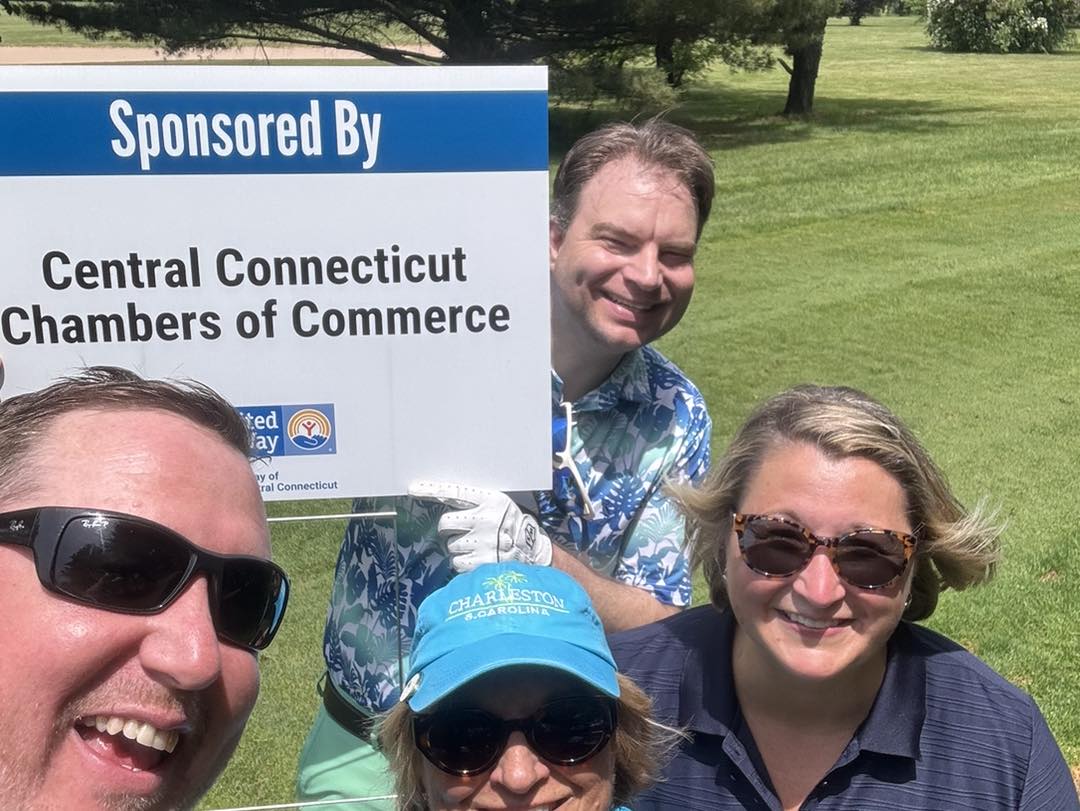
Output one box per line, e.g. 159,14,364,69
836,532,908,588
218,558,289,650
531,697,615,765
740,518,812,576
415,696,615,776
740,516,909,588
52,516,192,610
417,709,503,775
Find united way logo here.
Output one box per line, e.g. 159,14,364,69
287,407,333,451
237,403,336,457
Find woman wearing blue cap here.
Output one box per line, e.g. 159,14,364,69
378,561,669,810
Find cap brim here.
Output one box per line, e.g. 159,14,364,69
407,631,619,712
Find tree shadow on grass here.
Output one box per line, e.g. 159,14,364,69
550,85,992,160
898,45,1080,57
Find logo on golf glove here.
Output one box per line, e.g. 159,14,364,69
408,481,554,572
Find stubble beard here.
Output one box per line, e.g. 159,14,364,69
0,678,226,811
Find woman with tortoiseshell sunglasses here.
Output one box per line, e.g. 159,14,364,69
610,384,1077,811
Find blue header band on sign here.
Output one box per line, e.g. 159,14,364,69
0,90,548,176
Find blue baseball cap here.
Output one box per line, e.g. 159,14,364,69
400,562,619,712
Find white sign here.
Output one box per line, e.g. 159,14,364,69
0,66,552,500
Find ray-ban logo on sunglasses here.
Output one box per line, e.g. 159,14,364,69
81,516,110,529
7,519,25,532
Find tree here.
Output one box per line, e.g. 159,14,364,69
644,0,777,87
636,0,840,116
839,0,890,24
775,3,835,116
0,0,691,64
759,0,839,115
1,0,840,115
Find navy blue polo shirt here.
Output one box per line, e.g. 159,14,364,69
610,606,1078,811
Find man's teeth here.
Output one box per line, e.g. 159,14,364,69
80,715,179,753
606,294,652,311
784,612,841,629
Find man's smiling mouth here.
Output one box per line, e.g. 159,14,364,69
603,292,659,312
76,715,181,771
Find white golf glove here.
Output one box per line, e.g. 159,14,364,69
408,481,553,572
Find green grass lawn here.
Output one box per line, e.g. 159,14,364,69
0,8,138,46
195,16,1080,808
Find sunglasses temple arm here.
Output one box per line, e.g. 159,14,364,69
566,460,596,518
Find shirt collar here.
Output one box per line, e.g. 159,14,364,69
678,607,740,735
676,610,925,760
550,349,652,412
855,621,925,758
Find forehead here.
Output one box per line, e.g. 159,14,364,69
21,407,269,558
573,157,695,221
741,442,910,532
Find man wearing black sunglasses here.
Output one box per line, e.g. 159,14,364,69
0,366,288,811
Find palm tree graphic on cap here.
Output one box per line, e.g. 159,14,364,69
483,571,528,593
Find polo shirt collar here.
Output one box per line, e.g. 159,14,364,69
676,609,926,759
551,349,652,411
856,621,925,758
678,607,740,735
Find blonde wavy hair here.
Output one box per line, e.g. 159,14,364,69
677,385,1002,621
378,672,676,810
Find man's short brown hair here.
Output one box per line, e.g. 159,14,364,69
551,117,715,239
0,366,251,503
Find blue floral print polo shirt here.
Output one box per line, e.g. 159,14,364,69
323,345,711,713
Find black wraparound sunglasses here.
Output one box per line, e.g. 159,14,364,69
414,695,617,776
0,506,289,651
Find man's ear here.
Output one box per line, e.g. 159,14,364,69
549,219,565,265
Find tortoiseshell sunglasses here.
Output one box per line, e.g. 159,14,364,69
733,513,916,589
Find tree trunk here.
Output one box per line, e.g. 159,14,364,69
783,20,826,117
655,32,684,87
443,0,495,62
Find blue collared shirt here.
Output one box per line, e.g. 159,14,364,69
610,606,1078,810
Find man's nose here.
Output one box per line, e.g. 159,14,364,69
624,247,662,290
138,575,224,691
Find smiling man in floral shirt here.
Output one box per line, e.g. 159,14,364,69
297,118,716,808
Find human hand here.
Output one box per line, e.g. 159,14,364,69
408,481,553,572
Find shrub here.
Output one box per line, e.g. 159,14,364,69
926,0,1077,52
840,0,889,24
549,57,680,112
889,0,920,14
